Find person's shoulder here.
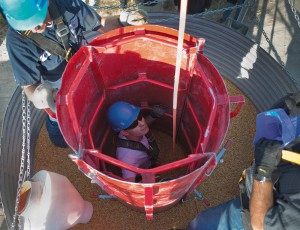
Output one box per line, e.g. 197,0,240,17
6,27,18,40
54,0,95,19
54,0,87,9
6,27,28,49
53,0,72,10
54,0,74,6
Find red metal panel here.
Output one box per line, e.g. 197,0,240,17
56,25,240,219
69,151,216,214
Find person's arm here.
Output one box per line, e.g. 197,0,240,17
144,104,166,126
270,91,300,116
205,0,213,10
100,9,149,33
100,16,122,33
249,180,273,230
23,84,38,102
174,0,180,11
250,138,282,230
24,83,57,111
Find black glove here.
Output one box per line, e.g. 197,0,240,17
271,92,300,116
254,138,282,179
150,105,166,119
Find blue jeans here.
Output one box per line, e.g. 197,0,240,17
187,197,244,230
46,116,68,148
221,0,245,22
120,0,127,8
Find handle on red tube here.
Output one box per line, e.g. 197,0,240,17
230,95,245,118
44,108,57,119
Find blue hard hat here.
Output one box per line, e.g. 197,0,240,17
1,0,48,31
107,101,140,132
253,108,300,147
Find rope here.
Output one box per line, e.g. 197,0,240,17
172,0,188,150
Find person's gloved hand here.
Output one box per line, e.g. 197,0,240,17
119,9,148,26
32,83,57,112
254,138,282,180
271,92,300,116
151,105,166,118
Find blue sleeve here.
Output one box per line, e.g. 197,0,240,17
116,148,139,179
264,196,300,230
6,28,42,86
58,0,102,32
264,165,300,229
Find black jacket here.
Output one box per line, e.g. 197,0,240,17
174,0,212,14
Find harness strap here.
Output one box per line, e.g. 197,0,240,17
116,132,160,161
19,1,73,61
145,130,160,161
21,30,69,59
116,138,152,154
48,0,72,54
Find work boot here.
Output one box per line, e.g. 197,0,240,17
46,116,68,148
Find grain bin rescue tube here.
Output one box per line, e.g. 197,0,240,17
56,25,244,220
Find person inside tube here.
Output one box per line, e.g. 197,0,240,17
187,92,300,230
107,101,166,182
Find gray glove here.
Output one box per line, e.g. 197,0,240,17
32,83,57,112
119,9,149,26
254,138,282,180
151,105,166,118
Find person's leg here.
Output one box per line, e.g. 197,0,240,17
233,0,246,20
42,78,67,148
220,2,235,22
46,116,68,148
120,0,127,9
187,197,244,230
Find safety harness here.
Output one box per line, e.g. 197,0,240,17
19,0,73,61
238,166,254,230
116,130,160,162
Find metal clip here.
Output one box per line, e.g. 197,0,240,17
56,25,69,38
65,48,73,62
181,189,210,207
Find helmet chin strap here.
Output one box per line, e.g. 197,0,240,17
45,12,53,26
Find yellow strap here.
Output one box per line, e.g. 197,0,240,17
239,168,247,184
282,150,300,165
65,48,73,62
24,30,31,36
